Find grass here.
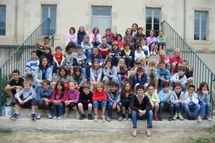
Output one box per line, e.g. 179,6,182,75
0,129,12,134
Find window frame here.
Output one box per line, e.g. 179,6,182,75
194,11,208,41
0,5,6,36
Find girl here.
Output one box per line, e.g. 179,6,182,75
89,27,101,46
157,31,166,51
115,34,124,49
66,27,77,46
123,28,133,43
170,48,182,73
65,81,80,119
131,23,138,36
121,82,134,120
147,30,158,56
135,44,146,65
108,42,121,66
102,60,119,87
141,38,150,59
90,58,103,91
120,42,134,69
92,82,107,122
71,67,87,88
81,35,93,58
64,44,75,74
103,28,114,45
51,81,67,119
112,32,117,41
52,68,70,89
117,59,128,85
77,26,87,46
156,50,170,69
197,82,211,121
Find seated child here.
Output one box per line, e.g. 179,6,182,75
147,30,158,55
10,81,36,120
64,81,80,119
92,82,108,122
156,50,170,69
64,44,75,74
71,67,87,88
108,42,121,66
25,51,39,80
170,48,182,73
53,46,65,73
147,61,158,90
87,47,103,66
135,44,146,65
81,35,93,58
115,34,124,49
36,80,52,119
157,61,170,90
66,27,77,46
78,83,93,120
35,36,50,51
73,47,87,77
98,37,111,59
107,82,122,121
182,60,194,87
141,38,150,59
157,31,166,51
170,66,187,91
117,58,128,85
52,68,71,89
103,28,114,45
120,42,134,69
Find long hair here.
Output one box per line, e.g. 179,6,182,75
117,58,127,73
197,82,209,93
54,80,65,94
121,82,134,99
39,57,49,69
92,58,100,70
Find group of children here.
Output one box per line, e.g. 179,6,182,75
4,23,212,137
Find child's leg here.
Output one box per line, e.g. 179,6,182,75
93,101,98,115
131,110,138,129
206,102,211,117
101,101,107,115
15,104,20,113
65,107,69,114
168,103,174,117
171,63,176,73
122,106,126,118
37,100,44,113
53,104,57,117
116,103,122,117
158,102,164,117
58,103,64,117
107,102,113,118
31,105,36,114
5,89,15,102
78,103,84,114
154,103,159,116
88,103,92,114
72,105,78,112
154,78,159,90
199,102,206,117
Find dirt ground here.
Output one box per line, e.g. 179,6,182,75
0,129,215,143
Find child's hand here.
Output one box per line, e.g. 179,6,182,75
44,98,50,103
19,99,24,105
202,90,209,94
178,79,183,83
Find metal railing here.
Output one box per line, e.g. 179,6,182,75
0,17,54,115
161,20,215,115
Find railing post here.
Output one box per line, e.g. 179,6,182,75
0,68,2,116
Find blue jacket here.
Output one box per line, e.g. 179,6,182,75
88,53,103,64
131,73,147,88
36,88,52,101
77,32,86,45
34,66,53,85
159,89,173,103
157,69,170,80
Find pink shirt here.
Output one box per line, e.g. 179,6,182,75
67,33,77,45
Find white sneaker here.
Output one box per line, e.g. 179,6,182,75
197,116,202,122
150,51,153,55
53,116,57,120
37,113,41,119
47,113,52,119
207,116,212,121
173,113,178,120
178,113,184,120
57,116,62,120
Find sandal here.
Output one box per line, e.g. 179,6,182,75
131,130,137,137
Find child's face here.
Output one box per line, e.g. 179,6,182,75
150,31,154,37
137,71,144,76
56,49,62,54
79,27,84,32
59,70,66,77
44,39,50,45
93,61,100,69
113,45,118,50
117,36,122,41
137,88,144,96
159,32,163,36
125,83,131,91
182,62,188,67
94,28,99,34
70,29,75,34
102,38,107,45
110,85,118,93
178,70,185,76
175,86,182,94
148,86,154,94
24,84,31,91
141,39,146,45
69,82,75,91
127,29,132,35
77,49,83,56
106,62,111,68
119,60,125,67
202,86,208,92
57,83,63,91
83,88,90,94
137,47,142,52
93,48,98,54
138,29,143,34
132,25,138,31
42,58,48,67
124,45,130,50
97,86,103,92
149,64,156,70
84,36,89,42
174,51,180,57
45,49,51,54
159,64,166,70
43,83,50,91
105,30,111,35
31,53,37,60
75,71,81,76
67,48,73,54
163,87,169,93
188,87,195,95
12,73,20,81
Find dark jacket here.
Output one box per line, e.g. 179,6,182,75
79,91,93,104
130,95,152,113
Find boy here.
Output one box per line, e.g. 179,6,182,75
182,85,200,120
182,60,193,87
5,70,24,105
87,47,103,66
73,47,87,77
145,84,160,121
170,66,187,91
25,51,39,80
107,82,122,121
130,85,152,137
98,37,111,59
53,46,65,70
10,81,37,120
147,61,158,90
170,48,182,73
36,36,50,52
108,42,121,66
158,83,174,121
157,61,170,90
78,83,93,120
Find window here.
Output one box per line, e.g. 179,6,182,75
146,8,161,37
41,5,57,35
194,11,208,41
0,5,6,36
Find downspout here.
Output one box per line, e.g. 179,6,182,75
14,0,18,45
183,0,186,40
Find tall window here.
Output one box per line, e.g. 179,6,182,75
0,5,6,36
194,11,208,41
146,8,161,37
42,5,57,35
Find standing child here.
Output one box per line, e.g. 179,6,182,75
121,82,134,120
107,82,122,121
25,51,39,80
78,83,93,120
81,35,93,58
157,31,166,51
147,30,158,55
65,81,80,119
98,37,111,60
147,61,158,90
115,34,124,49
53,46,65,73
36,80,52,119
77,26,87,46
170,48,182,73
66,27,77,46
92,82,108,122
51,81,67,119
117,58,128,85
10,81,36,120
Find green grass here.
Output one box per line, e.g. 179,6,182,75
0,129,12,134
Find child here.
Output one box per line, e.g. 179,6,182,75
102,60,119,86
156,50,170,69
66,27,77,46
157,31,166,51
90,58,103,91
78,83,93,120
10,81,36,120
182,60,194,87
123,28,133,43
108,42,121,66
182,85,200,120
89,27,102,46
172,83,185,120
170,48,182,73
197,82,211,121
107,82,122,121
81,35,93,58
65,81,80,119
130,67,148,92
36,36,50,51
147,30,158,55
25,51,39,80
170,66,187,91
51,81,67,119
103,28,114,45
92,82,108,122
158,83,174,121
145,84,160,121
36,80,52,119
73,47,87,77
37,46,54,68
130,85,153,137
121,82,134,120
64,44,75,74
52,68,71,89
71,67,87,88
147,61,158,90
131,23,138,36
5,70,24,105
117,58,128,85
132,27,145,44
141,38,150,59
115,34,124,49
87,47,103,66
77,26,87,46
135,44,145,65
53,46,65,73
157,61,170,90
120,42,134,69
98,37,111,59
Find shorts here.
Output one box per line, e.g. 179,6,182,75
93,101,107,108
66,102,77,108
80,103,92,110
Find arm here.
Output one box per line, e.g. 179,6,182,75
73,91,80,103
108,92,115,103
25,88,37,101
109,67,117,78
60,91,68,103
130,96,140,112
15,89,24,100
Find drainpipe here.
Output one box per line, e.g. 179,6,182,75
183,0,186,40
14,0,18,45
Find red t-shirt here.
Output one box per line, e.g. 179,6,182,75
53,53,63,64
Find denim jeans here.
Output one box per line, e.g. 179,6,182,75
131,110,153,129
91,40,100,46
93,101,107,108
159,102,174,116
53,103,64,117
174,103,183,113
199,102,211,117
107,102,122,118
83,49,92,58
182,103,200,118
108,56,120,66
122,56,133,68
103,76,119,85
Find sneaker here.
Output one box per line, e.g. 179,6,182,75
53,116,57,120
31,114,37,121
123,118,127,121
197,116,202,122
10,113,20,120
207,116,212,121
178,113,184,120
36,113,41,120
118,116,123,121
153,115,159,121
128,118,131,121
102,115,106,122
57,116,62,120
80,114,86,120
94,115,98,122
173,113,178,120
88,114,93,120
47,113,52,119
106,116,111,122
